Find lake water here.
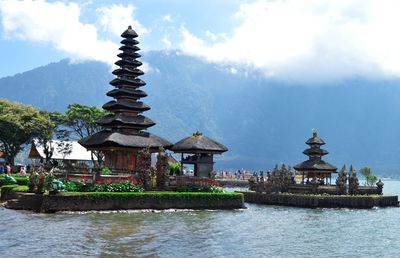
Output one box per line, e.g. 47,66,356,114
1,181,400,258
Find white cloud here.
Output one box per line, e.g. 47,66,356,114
162,14,172,23
97,4,148,38
162,36,172,49
179,0,400,83
0,0,148,68
205,30,217,41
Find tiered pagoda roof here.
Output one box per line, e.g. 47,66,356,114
79,26,171,150
294,132,337,173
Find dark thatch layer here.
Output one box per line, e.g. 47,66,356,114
120,38,139,45
171,134,228,154
114,59,143,69
79,130,172,149
112,68,144,77
294,159,337,172
303,147,329,156
306,132,325,145
109,77,146,87
118,47,141,57
121,25,138,38
102,100,150,112
106,88,147,98
97,113,155,128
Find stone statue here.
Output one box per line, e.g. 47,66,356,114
36,167,47,194
270,164,281,193
376,179,384,195
348,165,359,195
336,165,347,195
46,168,56,193
156,148,169,189
28,171,38,192
280,164,292,192
137,147,152,190
311,176,319,193
248,176,256,191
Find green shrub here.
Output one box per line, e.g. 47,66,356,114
100,166,112,175
177,185,225,193
63,180,144,193
168,162,182,175
62,191,241,201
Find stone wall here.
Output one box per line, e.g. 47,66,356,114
217,179,249,187
252,182,382,195
5,192,245,212
241,191,398,208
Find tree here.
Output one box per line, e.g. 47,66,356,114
359,166,378,186
359,166,372,178
35,112,62,164
0,99,53,165
64,104,106,139
64,103,107,167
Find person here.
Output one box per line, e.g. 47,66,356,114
0,165,4,174
6,163,11,174
20,165,26,174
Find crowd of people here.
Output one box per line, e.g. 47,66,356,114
217,169,273,180
0,163,30,175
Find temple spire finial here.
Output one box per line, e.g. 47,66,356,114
312,128,317,137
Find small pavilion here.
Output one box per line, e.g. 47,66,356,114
171,132,228,177
79,26,171,172
294,131,337,184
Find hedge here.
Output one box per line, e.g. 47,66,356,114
4,191,245,212
62,191,242,202
0,175,29,187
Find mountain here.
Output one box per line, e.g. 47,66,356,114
1,51,400,177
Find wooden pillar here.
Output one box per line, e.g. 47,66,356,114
180,153,184,175
302,172,305,184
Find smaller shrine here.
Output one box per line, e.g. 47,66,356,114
294,130,337,184
171,132,228,177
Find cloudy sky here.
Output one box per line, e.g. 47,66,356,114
1,0,400,83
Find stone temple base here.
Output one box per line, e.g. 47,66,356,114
239,191,399,209
4,192,245,213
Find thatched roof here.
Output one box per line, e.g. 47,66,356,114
171,132,228,154
294,159,337,173
102,100,150,112
306,132,325,145
303,147,328,156
79,130,172,150
97,113,155,129
121,25,138,38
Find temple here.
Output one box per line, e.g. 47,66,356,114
172,132,228,177
79,26,171,172
294,131,337,184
